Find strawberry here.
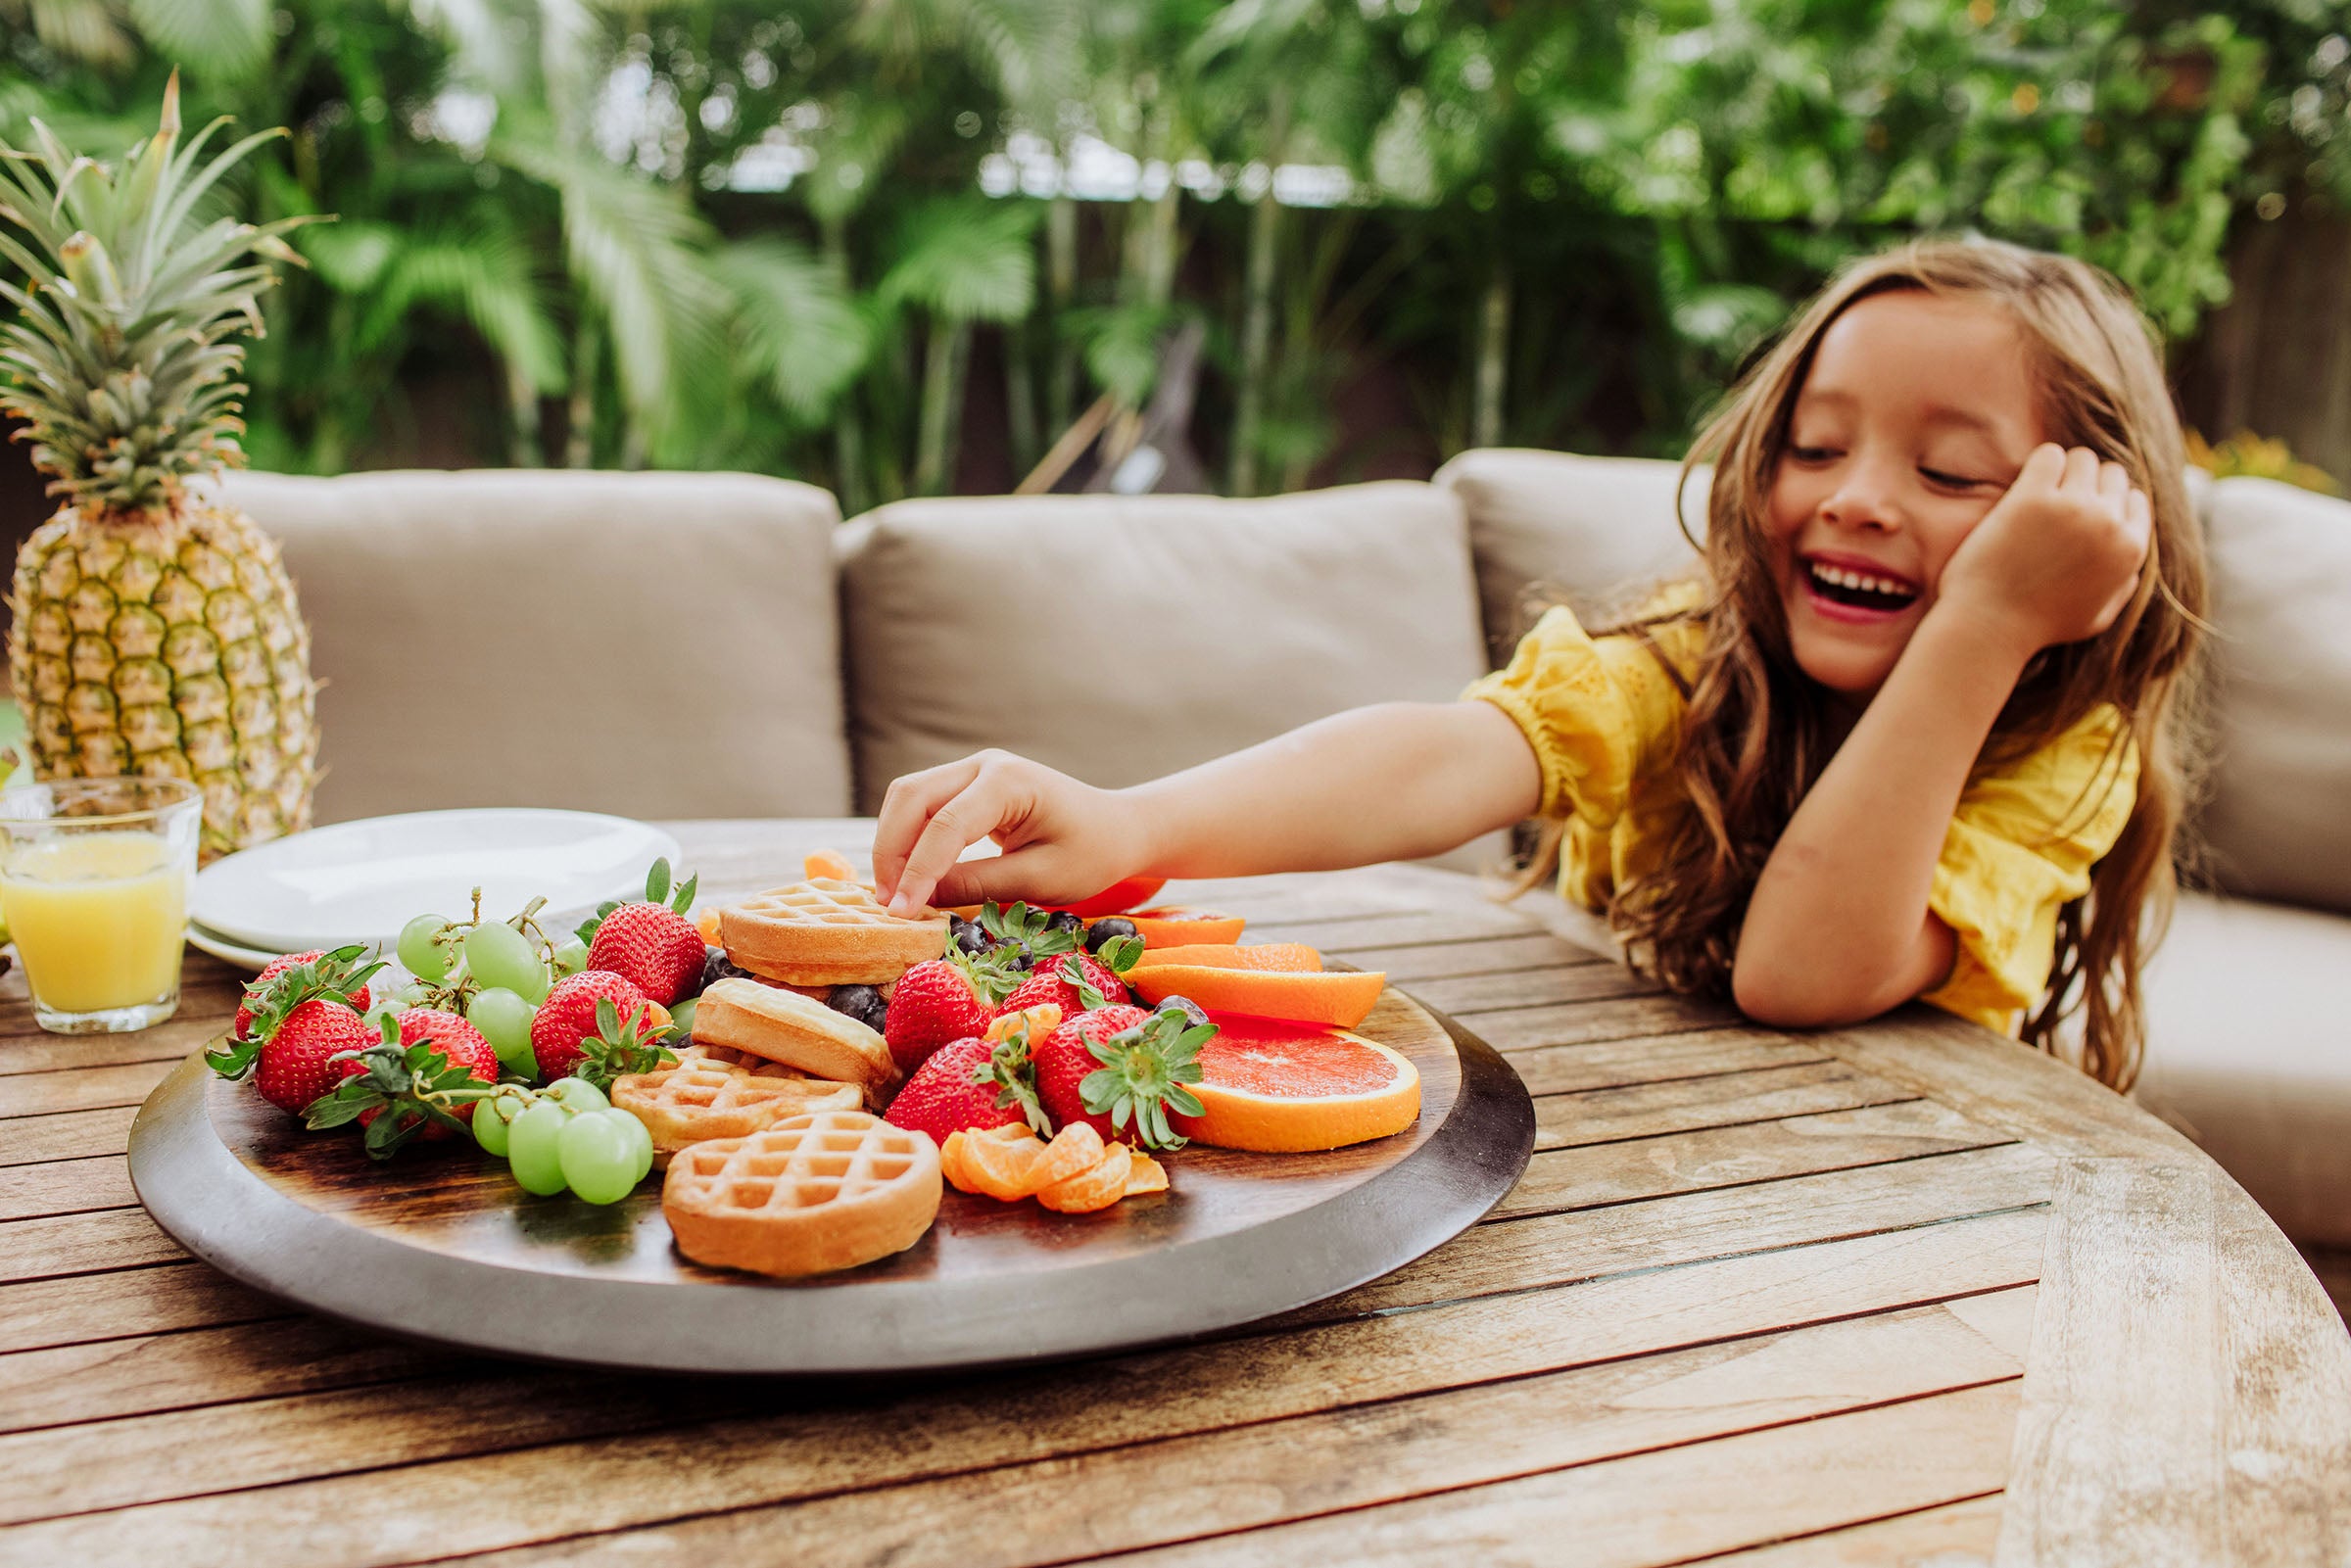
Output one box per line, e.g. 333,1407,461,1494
229,945,377,1039
579,859,705,1005
532,970,662,1083
305,1015,505,1159
884,957,998,1076
384,1009,501,1137
884,1022,1051,1143
249,998,379,1116
995,949,1134,1021
1033,1003,1207,1150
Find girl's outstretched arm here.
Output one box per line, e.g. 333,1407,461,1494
1733,445,2151,1026
874,700,1542,915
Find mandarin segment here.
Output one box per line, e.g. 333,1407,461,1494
1036,1142,1133,1212
1020,1121,1106,1195
960,1126,1049,1201
803,848,859,881
1122,1149,1169,1196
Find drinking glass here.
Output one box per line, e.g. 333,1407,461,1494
0,778,201,1034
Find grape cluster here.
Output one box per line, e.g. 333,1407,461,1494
469,1077,653,1204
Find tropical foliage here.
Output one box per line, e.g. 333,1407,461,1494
3,0,2345,499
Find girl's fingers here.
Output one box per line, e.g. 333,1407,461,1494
2125,486,2153,551
2096,461,2132,513
2059,446,2102,495
930,846,1063,912
872,757,985,900
891,775,1018,915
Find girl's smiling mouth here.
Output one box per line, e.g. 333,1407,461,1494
1797,551,1923,622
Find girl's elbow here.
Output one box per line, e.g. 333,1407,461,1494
1731,960,1880,1030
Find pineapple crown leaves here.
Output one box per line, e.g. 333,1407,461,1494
573,857,698,945
1078,1004,1212,1152
204,944,384,1079
564,996,678,1092
303,1018,494,1161
967,1013,1054,1138
0,72,329,514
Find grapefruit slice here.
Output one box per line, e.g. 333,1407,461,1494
1132,943,1321,974
1128,963,1384,1028
1061,877,1167,918
1171,1016,1421,1152
1123,907,1246,947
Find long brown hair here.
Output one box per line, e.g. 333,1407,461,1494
1570,238,2206,1090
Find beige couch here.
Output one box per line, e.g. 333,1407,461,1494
220,452,2351,1262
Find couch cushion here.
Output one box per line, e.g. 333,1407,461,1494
2135,890,2351,1247
838,482,1489,818
2194,476,2351,915
213,469,850,824
1433,448,1708,666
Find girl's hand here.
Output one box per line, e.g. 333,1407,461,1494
871,750,1147,916
1933,443,2151,655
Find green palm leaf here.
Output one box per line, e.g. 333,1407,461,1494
711,237,871,423
125,0,271,78
352,224,564,395
878,197,1038,324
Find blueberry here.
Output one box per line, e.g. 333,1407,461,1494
1045,910,1084,938
1157,995,1211,1029
702,946,749,989
953,924,988,957
1084,918,1138,953
859,994,891,1033
830,984,881,1021
1004,950,1032,973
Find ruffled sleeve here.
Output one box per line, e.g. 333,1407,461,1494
1462,604,1691,832
1923,705,2139,1031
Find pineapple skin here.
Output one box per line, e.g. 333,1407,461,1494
9,496,317,860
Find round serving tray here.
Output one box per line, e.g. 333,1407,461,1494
127,989,1533,1374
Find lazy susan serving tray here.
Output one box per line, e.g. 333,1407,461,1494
127,988,1533,1374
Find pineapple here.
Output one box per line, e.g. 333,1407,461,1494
0,76,317,858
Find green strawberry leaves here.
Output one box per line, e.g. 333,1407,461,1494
977,901,1080,960
1094,934,1145,975
206,944,384,1080
1078,1004,1211,1151
575,858,698,944
566,996,677,1091
203,1031,264,1078
304,1019,494,1159
967,1015,1054,1137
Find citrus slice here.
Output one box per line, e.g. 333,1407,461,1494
1169,1017,1421,1152
803,848,858,881
960,1127,1048,1201
1036,1142,1133,1212
1132,942,1320,974
1124,907,1247,948
1060,878,1167,919
1122,1149,1169,1196
1127,964,1384,1027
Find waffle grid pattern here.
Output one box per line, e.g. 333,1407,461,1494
671,1114,928,1213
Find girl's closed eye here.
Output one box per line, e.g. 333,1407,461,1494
1920,466,1991,489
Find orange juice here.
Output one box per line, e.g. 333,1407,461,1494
1,830,188,1013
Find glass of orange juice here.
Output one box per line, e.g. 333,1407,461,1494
0,778,200,1034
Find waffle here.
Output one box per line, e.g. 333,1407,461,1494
693,978,897,1106
718,878,946,986
612,1045,863,1167
663,1112,941,1277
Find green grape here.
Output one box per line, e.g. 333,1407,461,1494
558,1109,638,1204
398,915,451,981
665,996,696,1037
506,1101,571,1195
471,1094,515,1157
546,1075,608,1113
608,1106,655,1183
552,936,590,976
466,921,549,1003
468,987,539,1079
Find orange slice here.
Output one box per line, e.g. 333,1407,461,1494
1127,965,1384,1027
803,848,859,881
1169,1017,1421,1152
1122,908,1246,948
1060,878,1167,919
1132,943,1320,974
1037,1142,1133,1212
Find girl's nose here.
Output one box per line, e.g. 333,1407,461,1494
1819,465,1906,532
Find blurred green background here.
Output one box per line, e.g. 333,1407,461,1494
3,0,2348,521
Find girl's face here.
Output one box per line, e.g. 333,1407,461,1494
1765,290,2047,697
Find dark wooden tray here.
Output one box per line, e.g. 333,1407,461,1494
126,989,1533,1374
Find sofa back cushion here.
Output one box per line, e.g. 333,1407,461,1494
216,469,851,824
1433,448,1707,665
837,483,1487,811
2196,476,2351,914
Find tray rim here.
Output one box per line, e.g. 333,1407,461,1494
126,998,1534,1375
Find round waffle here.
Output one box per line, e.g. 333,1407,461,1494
662,1112,942,1278
718,878,946,986
612,1045,863,1167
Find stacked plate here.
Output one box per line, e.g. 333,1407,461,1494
190,809,683,973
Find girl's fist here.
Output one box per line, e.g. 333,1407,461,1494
1936,443,2151,654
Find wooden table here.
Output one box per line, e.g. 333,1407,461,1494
3,819,2347,1566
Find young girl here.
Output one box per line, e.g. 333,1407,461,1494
871,238,2206,1091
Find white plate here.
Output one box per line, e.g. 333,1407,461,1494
193,809,680,953
184,925,302,974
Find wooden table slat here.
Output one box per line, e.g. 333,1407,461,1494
1531,1059,1918,1151
0,1106,138,1168
0,1155,137,1222
1685,1493,2004,1564
0,1207,183,1286
0,1058,177,1119
1506,1028,1831,1096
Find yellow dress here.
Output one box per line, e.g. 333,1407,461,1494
1463,596,2139,1034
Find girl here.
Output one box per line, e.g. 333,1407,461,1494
871,238,2206,1091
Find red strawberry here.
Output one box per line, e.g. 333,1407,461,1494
1033,1003,1205,1150
532,970,654,1082
232,947,374,1038
995,951,1130,1021
884,958,994,1076
884,1030,1048,1142
385,1009,500,1136
252,998,379,1116
578,859,704,1006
